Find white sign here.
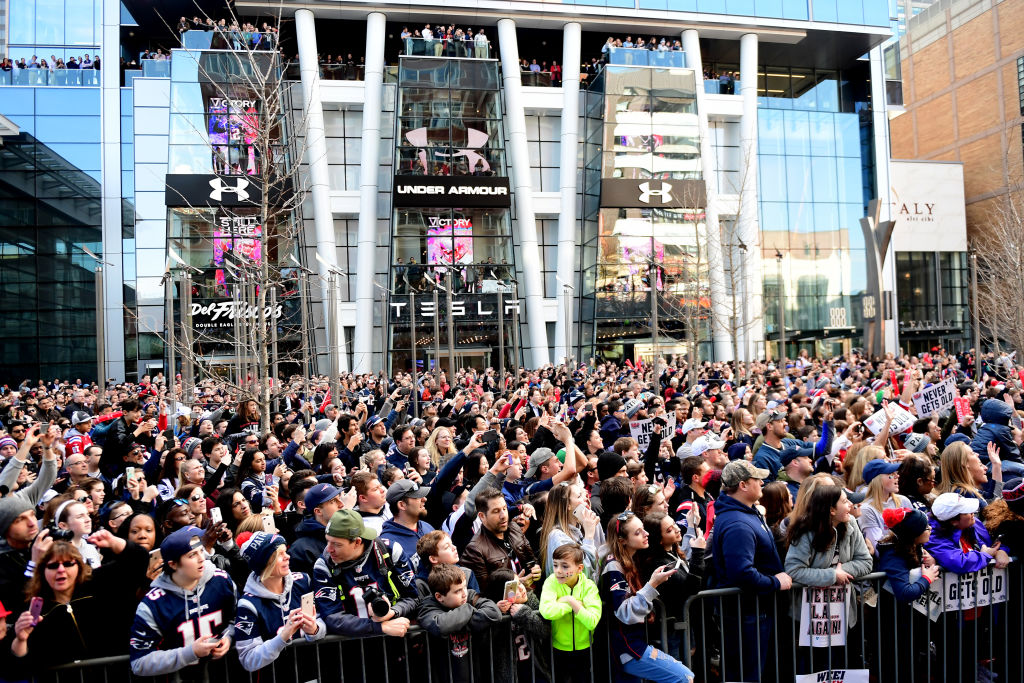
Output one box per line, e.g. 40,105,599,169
798,585,848,648
907,565,1008,621
863,403,914,435
794,670,869,683
889,160,967,252
628,415,676,451
912,377,957,416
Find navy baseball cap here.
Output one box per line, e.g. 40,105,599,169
304,483,342,512
780,445,814,467
160,525,204,565
862,459,900,485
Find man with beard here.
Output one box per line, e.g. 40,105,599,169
379,480,433,571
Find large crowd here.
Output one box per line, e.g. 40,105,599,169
0,348,1021,681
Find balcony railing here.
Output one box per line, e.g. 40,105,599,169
181,29,278,51
0,68,100,86
401,37,491,59
140,59,171,78
606,47,686,68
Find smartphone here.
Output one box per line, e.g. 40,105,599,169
480,429,498,444
209,507,223,525
572,502,588,521
502,579,519,602
125,466,135,482
301,591,315,619
162,428,175,442
265,473,274,485
506,452,514,466
29,596,43,625
262,513,275,533
149,548,162,567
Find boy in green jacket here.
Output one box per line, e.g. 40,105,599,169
538,543,603,682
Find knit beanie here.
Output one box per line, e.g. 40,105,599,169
882,507,929,540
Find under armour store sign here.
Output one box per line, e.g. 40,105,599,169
599,178,706,209
164,174,294,208
392,176,512,208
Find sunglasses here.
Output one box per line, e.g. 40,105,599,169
45,560,76,570
190,493,205,502
172,498,189,507
74,496,88,503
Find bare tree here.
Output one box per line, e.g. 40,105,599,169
973,182,1024,357
133,2,330,426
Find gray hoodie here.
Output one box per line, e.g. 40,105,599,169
234,571,326,672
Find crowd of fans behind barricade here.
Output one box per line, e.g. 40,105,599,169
0,349,1022,681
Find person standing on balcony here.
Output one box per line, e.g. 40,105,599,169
474,29,488,59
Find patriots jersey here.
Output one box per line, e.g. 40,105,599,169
129,567,237,677
312,537,418,637
234,572,327,672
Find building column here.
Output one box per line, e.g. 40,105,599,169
352,12,387,373
554,22,581,366
739,33,765,361
683,29,732,362
498,18,550,368
100,0,125,380
869,44,899,354
296,9,347,373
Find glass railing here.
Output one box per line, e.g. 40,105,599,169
401,37,491,59
320,63,364,81
141,59,171,78
521,71,555,87
704,78,741,94
181,29,278,51
606,47,686,68
0,68,100,86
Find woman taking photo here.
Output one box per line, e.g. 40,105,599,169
50,497,102,569
785,486,873,666
600,511,694,683
238,449,279,514
538,482,601,577
234,532,325,672
9,531,147,670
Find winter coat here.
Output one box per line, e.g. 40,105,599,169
461,522,537,593
784,522,873,625
600,555,660,662
924,516,994,574
972,399,1021,465
379,517,435,573
709,493,785,594
599,415,628,449
538,572,602,651
876,542,931,603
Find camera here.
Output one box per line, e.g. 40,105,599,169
47,525,74,542
361,585,392,618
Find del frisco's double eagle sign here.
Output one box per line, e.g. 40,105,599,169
393,176,511,208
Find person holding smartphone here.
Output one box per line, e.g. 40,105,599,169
233,532,325,672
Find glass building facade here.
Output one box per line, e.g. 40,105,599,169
388,57,520,373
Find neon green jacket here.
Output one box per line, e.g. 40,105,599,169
538,572,603,652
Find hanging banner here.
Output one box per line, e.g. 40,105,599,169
911,376,957,416
794,670,869,683
863,403,915,435
628,415,676,451
905,565,1008,621
798,585,848,648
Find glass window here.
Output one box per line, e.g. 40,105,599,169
783,110,811,156
66,0,97,45
35,0,64,45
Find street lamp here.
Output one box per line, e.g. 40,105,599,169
79,246,112,386
737,239,749,376
775,250,786,371
556,274,575,368
315,252,345,411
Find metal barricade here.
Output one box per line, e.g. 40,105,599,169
30,562,1024,682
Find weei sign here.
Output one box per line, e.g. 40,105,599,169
911,376,957,416
392,176,511,208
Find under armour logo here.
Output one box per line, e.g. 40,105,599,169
209,177,251,201
638,181,672,205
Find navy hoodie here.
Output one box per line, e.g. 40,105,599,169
971,399,1021,465
709,494,784,594
287,517,328,577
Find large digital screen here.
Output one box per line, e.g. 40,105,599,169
426,216,473,265
207,96,260,175
211,212,262,295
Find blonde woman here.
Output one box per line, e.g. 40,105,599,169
843,444,885,492
935,440,1002,507
857,459,909,549
424,426,457,468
